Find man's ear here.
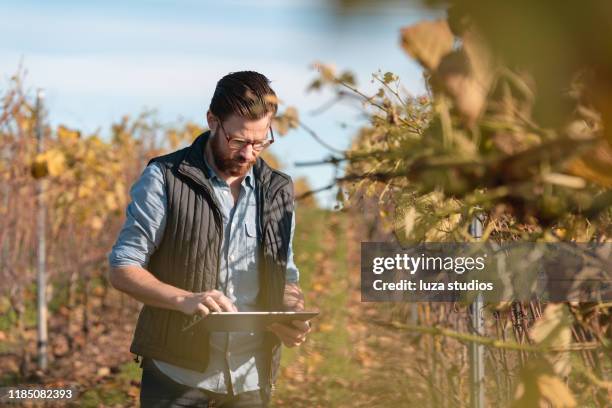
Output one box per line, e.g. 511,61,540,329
206,111,217,135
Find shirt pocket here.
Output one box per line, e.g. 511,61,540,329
244,220,258,270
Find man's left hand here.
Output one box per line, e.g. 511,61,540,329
267,283,311,347
268,320,311,348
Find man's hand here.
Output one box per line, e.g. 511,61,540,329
177,290,238,316
268,320,311,348
282,282,305,312
268,283,311,347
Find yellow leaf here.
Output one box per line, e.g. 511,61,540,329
104,193,118,211
78,186,93,199
45,149,66,176
312,283,325,292
530,304,571,347
57,125,80,143
283,106,299,128
318,323,333,333
513,360,577,408
167,130,180,149
31,149,66,178
530,304,572,376
403,206,417,239
96,366,110,377
312,61,337,82
537,374,577,407
90,216,104,231
567,141,612,188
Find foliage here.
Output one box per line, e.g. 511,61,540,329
300,3,612,407
0,72,309,403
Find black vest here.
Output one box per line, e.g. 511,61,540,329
129,132,294,389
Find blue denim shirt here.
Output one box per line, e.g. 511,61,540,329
109,159,299,395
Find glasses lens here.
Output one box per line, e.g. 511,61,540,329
252,141,269,151
229,139,246,150
227,137,272,151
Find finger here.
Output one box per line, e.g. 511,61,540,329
202,296,222,313
284,333,305,347
291,320,311,333
197,303,210,317
267,323,307,345
270,322,304,339
272,330,301,347
210,293,237,312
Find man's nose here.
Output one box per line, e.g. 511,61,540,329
238,144,255,159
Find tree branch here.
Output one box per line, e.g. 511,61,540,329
374,320,601,353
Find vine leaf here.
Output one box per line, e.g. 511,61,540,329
400,19,454,71
435,30,495,127
513,360,577,408
530,303,572,377
568,141,612,188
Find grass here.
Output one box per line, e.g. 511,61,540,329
118,360,142,383
48,281,70,314
78,362,141,407
273,208,362,406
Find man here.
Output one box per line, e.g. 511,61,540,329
108,71,310,408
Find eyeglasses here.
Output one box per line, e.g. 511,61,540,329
218,121,274,152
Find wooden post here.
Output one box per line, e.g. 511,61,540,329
35,89,48,371
469,215,485,408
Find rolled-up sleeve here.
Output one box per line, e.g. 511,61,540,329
108,163,167,268
285,211,300,284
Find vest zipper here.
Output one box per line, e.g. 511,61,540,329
197,183,224,291
196,183,223,373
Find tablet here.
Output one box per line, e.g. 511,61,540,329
198,311,319,332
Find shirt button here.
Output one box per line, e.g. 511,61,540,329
226,351,231,359
229,255,234,261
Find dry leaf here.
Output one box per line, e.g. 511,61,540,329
437,50,488,126
538,374,577,407
530,303,572,376
31,148,67,179
96,366,111,377
90,216,104,231
318,323,334,333
400,19,454,71
462,29,494,92
513,360,577,408
567,141,612,187
57,125,80,143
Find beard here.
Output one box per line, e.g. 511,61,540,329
210,133,257,177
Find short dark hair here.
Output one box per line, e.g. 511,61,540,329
209,71,278,122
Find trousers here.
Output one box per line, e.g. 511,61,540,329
139,358,269,408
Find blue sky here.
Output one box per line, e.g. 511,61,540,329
0,0,440,206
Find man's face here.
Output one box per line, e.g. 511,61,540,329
207,112,273,177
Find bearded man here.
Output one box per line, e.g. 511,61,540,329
108,71,309,408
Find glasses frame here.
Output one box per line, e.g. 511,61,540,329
217,120,275,152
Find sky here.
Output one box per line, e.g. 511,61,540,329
0,0,441,206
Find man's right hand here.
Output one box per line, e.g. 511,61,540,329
108,265,237,317
177,290,238,316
